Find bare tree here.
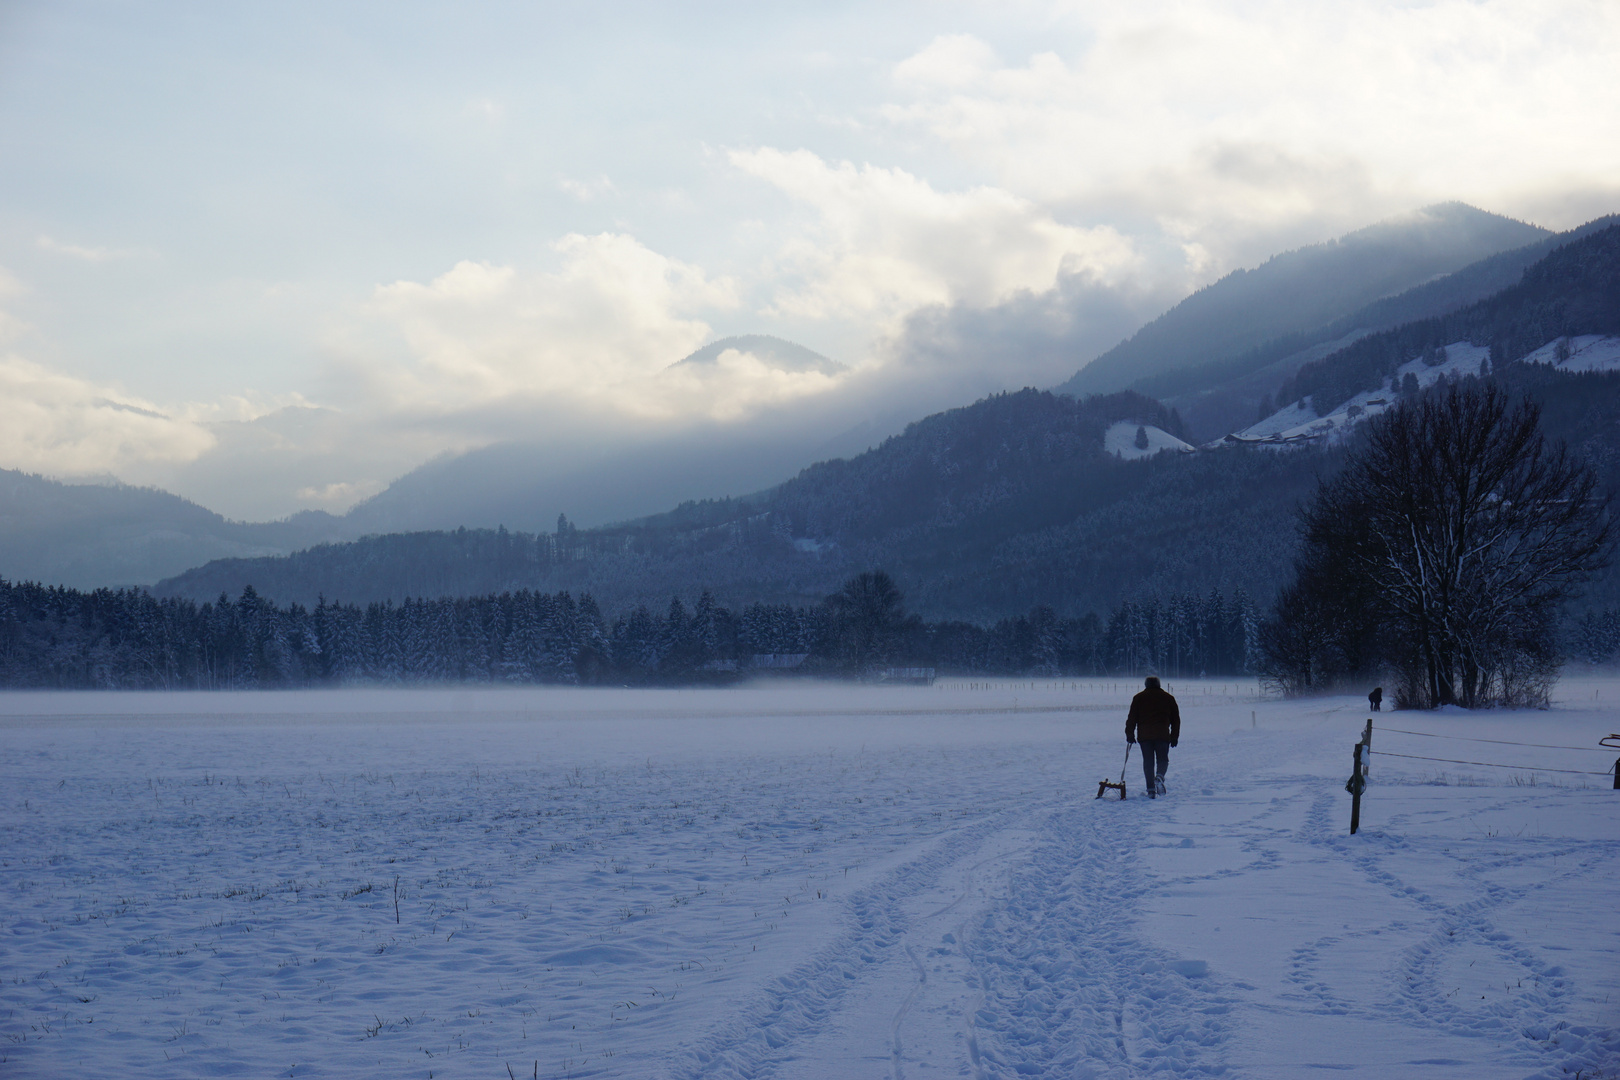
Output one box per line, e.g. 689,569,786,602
1268,384,1611,707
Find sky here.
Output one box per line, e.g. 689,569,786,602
1,0,1617,521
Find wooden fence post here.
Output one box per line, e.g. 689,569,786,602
1346,731,1369,835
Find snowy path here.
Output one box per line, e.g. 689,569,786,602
1,682,1616,1078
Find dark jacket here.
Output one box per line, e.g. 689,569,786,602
1126,686,1181,744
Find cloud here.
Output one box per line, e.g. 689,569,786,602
36,235,139,263
352,233,736,417
0,353,215,475
335,230,867,440
885,268,1176,395
653,346,846,423
883,3,1620,261
558,175,617,201
735,145,1140,327
730,147,1140,332
295,479,386,505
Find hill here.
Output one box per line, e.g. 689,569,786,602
0,470,346,590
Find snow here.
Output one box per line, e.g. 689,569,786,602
1234,336,1620,449
1104,422,1195,460
1521,335,1620,374
2,680,1616,1079
1231,342,1493,448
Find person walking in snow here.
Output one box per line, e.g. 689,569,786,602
1368,686,1383,712
1126,675,1180,799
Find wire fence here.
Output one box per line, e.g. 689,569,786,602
1370,726,1610,753
1368,723,1619,776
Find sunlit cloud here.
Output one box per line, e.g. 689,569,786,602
295,479,387,505
0,354,215,475
884,1,1620,258
350,233,738,419
730,147,1140,332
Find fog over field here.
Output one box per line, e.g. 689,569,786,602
2,681,1616,1078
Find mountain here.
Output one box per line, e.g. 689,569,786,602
1148,214,1620,441
0,334,870,589
154,389,1330,619
153,215,1620,622
248,207,1551,547
671,334,845,375
15,212,1614,601
0,470,346,590
1053,203,1550,409
1272,221,1620,416
337,420,869,539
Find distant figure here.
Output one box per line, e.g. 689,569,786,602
1369,686,1383,713
1126,675,1181,799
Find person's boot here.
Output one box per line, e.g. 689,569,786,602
1155,774,1167,796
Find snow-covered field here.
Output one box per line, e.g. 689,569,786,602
2,679,1617,1079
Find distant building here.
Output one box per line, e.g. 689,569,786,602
879,667,936,685
750,653,810,670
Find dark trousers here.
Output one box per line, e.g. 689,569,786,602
1138,739,1170,788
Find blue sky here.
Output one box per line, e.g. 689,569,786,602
2,0,1617,519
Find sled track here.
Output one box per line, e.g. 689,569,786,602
659,814,1013,1079
960,799,1237,1079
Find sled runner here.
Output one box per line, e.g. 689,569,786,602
1096,744,1131,800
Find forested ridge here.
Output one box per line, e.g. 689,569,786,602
1275,224,1620,416
155,390,1329,621
1132,214,1619,406
1058,202,1550,397
151,369,1620,629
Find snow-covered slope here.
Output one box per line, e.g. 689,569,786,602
1521,335,1620,373
1226,341,1493,448
1104,421,1195,459
1227,335,1620,451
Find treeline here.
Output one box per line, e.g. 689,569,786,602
1274,223,1620,416
0,574,1259,690
1565,609,1620,667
